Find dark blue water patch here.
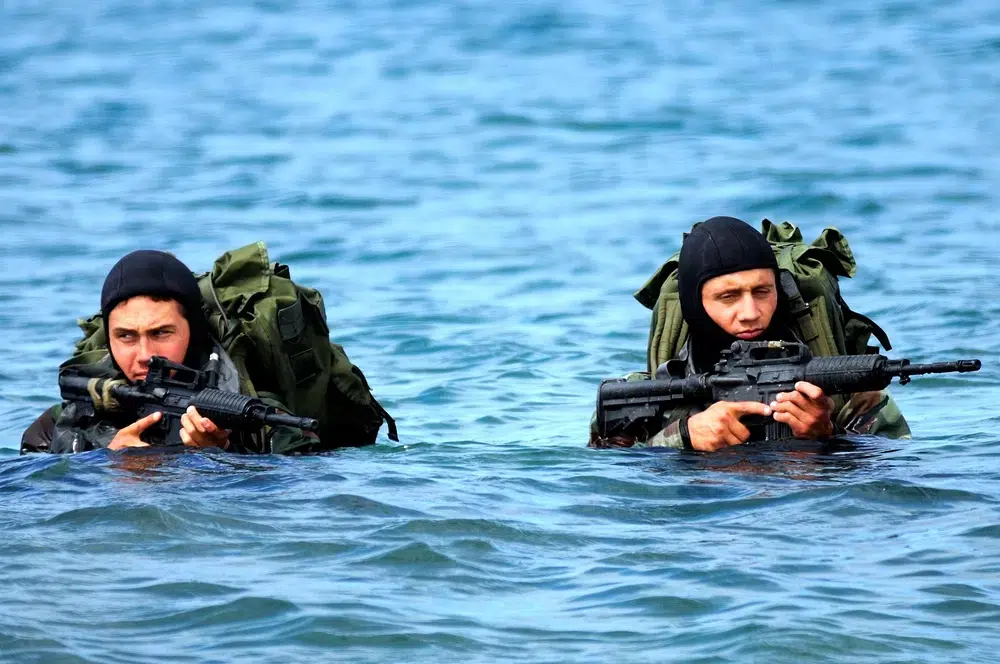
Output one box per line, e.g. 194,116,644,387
256,539,359,562
288,620,490,652
960,523,1000,539
48,159,134,177
353,541,457,567
99,595,302,633
131,580,242,599
37,503,276,538
555,117,686,134
916,598,1000,617
734,628,906,661
372,517,544,544
319,493,427,518
576,591,727,619
919,582,990,599
479,112,537,128
844,480,990,506
0,637,93,664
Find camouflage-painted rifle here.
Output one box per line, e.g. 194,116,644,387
58,354,318,445
596,340,981,441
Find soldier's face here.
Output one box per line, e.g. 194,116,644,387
108,296,191,382
701,269,778,339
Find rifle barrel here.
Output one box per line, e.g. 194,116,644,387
899,359,981,376
260,412,320,431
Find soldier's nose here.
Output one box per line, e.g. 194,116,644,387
738,297,760,321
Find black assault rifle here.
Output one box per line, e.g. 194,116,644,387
596,341,981,441
59,354,319,446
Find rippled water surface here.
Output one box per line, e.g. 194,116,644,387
1,0,999,662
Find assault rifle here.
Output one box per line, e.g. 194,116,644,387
596,341,981,441
58,354,319,446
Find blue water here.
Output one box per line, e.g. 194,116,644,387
2,0,999,661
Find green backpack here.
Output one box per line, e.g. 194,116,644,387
65,242,397,448
634,219,892,374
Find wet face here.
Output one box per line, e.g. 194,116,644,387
107,296,191,382
700,268,778,339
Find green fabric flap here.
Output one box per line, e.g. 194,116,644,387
634,252,680,310
204,241,272,315
762,219,856,279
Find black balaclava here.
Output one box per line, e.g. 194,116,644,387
677,217,782,371
100,250,210,373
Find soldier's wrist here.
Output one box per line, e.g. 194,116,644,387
679,417,694,450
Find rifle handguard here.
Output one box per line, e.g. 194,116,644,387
190,389,319,431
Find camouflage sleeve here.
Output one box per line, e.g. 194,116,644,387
48,402,120,453
834,390,911,440
266,425,323,455
644,419,688,449
20,404,60,454
588,406,698,449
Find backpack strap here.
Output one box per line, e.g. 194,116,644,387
779,269,823,353
371,398,399,441
836,293,892,351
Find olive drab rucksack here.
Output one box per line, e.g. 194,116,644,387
65,241,397,449
634,219,892,374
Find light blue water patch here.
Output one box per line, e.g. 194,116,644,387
1,0,998,662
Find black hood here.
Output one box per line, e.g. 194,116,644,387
677,216,783,371
100,250,210,371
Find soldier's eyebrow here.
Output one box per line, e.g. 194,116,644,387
110,323,177,335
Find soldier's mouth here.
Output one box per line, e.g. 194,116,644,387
736,329,764,339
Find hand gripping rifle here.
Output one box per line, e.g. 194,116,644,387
596,341,981,441
58,354,319,446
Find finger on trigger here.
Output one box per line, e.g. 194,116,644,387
737,400,771,417
135,411,162,433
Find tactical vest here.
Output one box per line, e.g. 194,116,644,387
65,242,397,450
635,219,892,373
